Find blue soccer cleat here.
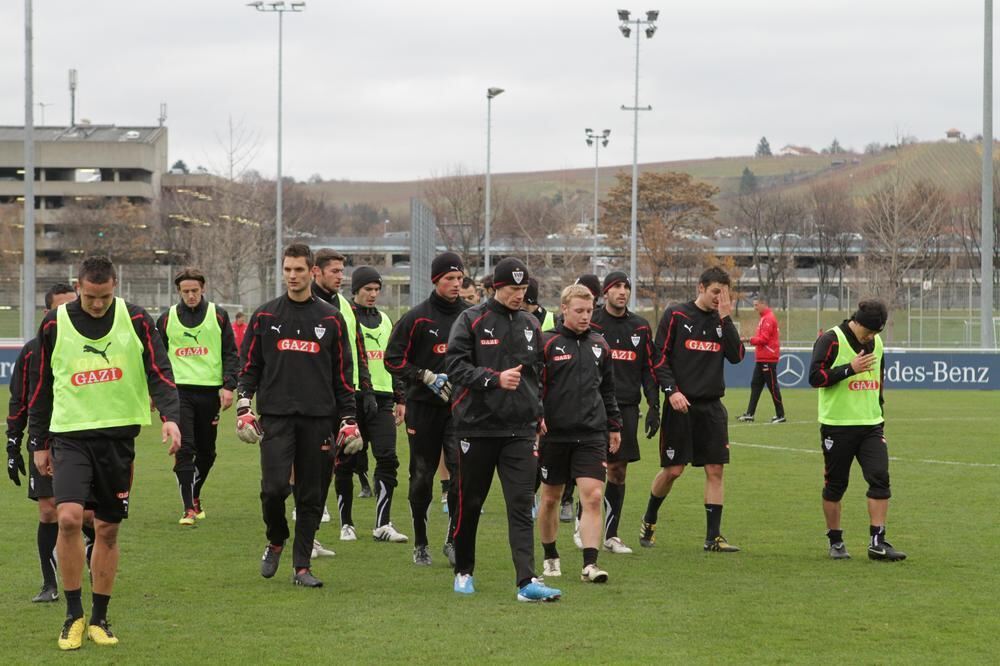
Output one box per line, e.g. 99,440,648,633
517,577,561,602
454,573,475,595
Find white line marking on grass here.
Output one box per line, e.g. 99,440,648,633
729,441,1000,469
731,416,998,428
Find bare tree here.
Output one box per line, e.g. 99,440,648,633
809,182,857,309
954,178,1000,292
733,189,805,307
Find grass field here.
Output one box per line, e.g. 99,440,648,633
1,387,997,663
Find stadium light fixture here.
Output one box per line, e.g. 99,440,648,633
484,86,505,276
617,8,658,309
585,128,612,274
248,0,306,296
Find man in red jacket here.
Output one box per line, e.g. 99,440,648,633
738,296,786,423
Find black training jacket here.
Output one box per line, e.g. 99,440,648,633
540,326,621,442
237,294,355,420
6,338,38,448
446,297,544,437
385,291,467,406
591,307,660,408
653,301,745,400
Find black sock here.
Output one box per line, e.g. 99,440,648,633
82,524,95,568
65,588,84,620
604,482,625,540
411,501,429,547
705,504,723,540
517,577,533,589
358,471,371,491
827,529,844,546
193,461,213,499
90,593,110,625
335,476,354,526
37,522,59,586
542,541,559,560
643,493,666,525
440,479,450,496
374,481,394,528
583,547,598,567
870,525,885,547
175,469,195,511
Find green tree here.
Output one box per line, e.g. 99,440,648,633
739,166,758,194
170,159,190,174
755,137,772,158
827,138,844,154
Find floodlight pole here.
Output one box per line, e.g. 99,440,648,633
619,10,657,310
249,1,305,297
484,87,504,277
983,0,996,348
22,0,36,340
586,129,611,274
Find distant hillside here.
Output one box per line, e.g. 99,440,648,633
300,141,991,222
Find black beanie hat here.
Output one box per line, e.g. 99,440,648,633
851,299,888,332
575,274,601,300
431,252,465,283
493,257,529,288
602,271,631,294
350,266,382,294
525,278,540,305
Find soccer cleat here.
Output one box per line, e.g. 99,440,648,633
260,543,282,578
454,573,475,595
868,541,907,562
517,578,561,602
704,535,741,553
358,485,373,499
178,509,197,526
413,545,432,566
559,501,575,523
443,541,457,568
321,505,331,523
32,583,59,603
770,416,786,424
87,620,118,646
603,536,634,554
639,521,657,548
572,518,583,549
542,557,562,577
292,569,324,588
829,542,851,560
580,563,609,583
193,498,206,519
58,616,86,651
340,524,357,542
737,413,754,423
372,523,409,543
311,539,336,558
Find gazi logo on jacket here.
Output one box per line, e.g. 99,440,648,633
277,338,320,354
177,330,209,357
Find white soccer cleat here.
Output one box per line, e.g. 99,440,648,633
321,505,332,523
573,518,583,549
580,563,609,583
311,539,335,558
603,536,634,554
372,523,409,543
542,557,562,577
340,524,358,542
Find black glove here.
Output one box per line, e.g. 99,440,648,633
7,439,25,486
360,391,379,424
644,406,661,439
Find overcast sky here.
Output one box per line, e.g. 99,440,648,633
0,1,992,182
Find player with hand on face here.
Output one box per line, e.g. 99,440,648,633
642,266,745,553
536,284,621,583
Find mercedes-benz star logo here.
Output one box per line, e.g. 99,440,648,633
776,354,805,387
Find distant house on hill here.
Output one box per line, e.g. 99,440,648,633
778,144,817,157
945,128,964,142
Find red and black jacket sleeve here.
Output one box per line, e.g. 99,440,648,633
331,310,357,421
131,304,181,422
599,336,622,432
653,306,681,394
236,308,266,401
5,340,35,448
809,328,855,388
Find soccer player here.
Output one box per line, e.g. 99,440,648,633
232,311,248,351
524,278,556,331
537,284,621,583
446,257,561,602
641,266,745,553
481,275,495,300
738,295,786,424
237,244,359,588
590,271,660,554
809,299,906,561
6,283,90,603
29,256,182,649
385,251,467,566
347,266,408,543
310,248,378,548
156,268,239,524
459,276,480,306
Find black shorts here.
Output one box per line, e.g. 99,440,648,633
538,438,607,486
28,453,54,501
51,436,135,524
820,423,891,501
607,404,640,464
659,398,730,467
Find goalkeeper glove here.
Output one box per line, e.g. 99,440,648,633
336,418,363,455
235,398,263,444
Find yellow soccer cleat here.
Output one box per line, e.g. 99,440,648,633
87,620,119,646
58,616,85,651
178,509,197,526
194,499,206,520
